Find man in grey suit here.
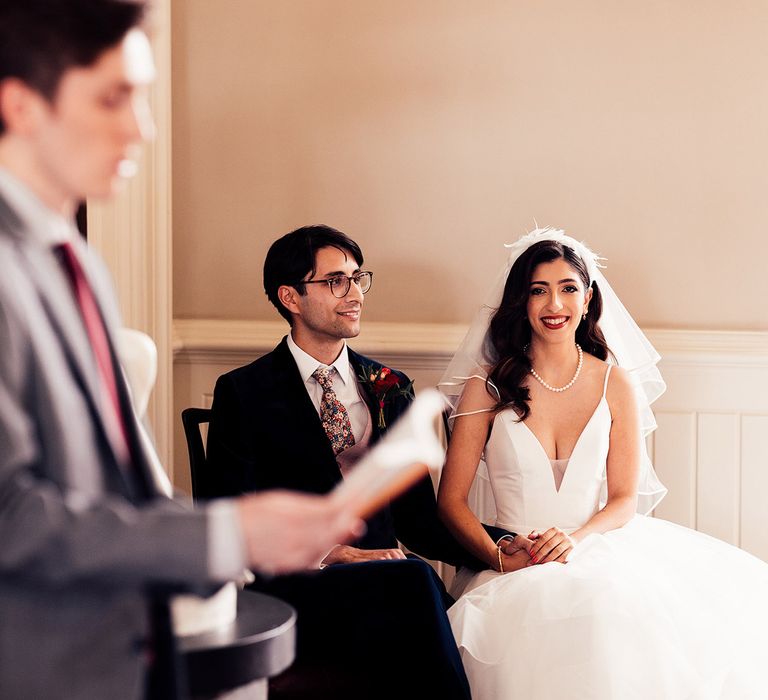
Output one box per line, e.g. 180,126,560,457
0,2,364,698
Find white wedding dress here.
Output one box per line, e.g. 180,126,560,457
449,367,768,699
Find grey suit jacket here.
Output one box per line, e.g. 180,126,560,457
0,192,212,699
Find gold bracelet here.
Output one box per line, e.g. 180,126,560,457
497,545,504,573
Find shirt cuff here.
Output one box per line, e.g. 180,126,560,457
495,533,518,546
206,499,248,581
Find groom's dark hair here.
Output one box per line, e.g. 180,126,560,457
264,224,364,325
0,0,148,135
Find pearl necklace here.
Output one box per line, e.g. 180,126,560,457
529,344,583,393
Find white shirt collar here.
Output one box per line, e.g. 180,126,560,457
0,166,78,247
286,332,352,386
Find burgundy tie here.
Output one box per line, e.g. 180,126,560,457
56,241,131,464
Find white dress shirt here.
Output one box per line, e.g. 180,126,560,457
286,332,368,442
0,166,76,247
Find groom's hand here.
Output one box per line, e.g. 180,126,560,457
321,544,407,566
499,534,534,556
498,535,534,572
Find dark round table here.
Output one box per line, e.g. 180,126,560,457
179,590,297,699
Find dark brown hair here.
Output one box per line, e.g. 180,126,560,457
486,240,612,421
263,224,364,325
0,0,148,134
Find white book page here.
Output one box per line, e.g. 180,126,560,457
331,389,446,519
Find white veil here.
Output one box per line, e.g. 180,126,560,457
438,227,667,519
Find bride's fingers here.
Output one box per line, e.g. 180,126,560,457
531,529,571,563
552,548,570,563
531,540,558,563
544,533,574,563
538,540,572,564
529,528,561,560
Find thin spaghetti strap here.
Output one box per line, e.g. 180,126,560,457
602,364,613,398
452,407,494,420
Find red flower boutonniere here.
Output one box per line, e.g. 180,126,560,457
358,364,414,429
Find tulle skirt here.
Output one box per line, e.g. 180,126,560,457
449,516,768,699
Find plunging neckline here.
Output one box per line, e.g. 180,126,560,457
519,396,607,492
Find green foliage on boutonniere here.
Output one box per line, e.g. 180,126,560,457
357,364,414,429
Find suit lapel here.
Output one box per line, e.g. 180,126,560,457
64,237,161,496
27,243,104,407
17,233,151,498
348,350,383,443
111,341,161,499
0,194,97,396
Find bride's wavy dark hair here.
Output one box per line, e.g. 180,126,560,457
487,240,612,421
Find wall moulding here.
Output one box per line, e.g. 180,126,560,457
173,318,768,369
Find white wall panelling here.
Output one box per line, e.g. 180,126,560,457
651,413,697,528
741,416,768,561
696,414,740,544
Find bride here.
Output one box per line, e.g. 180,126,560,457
436,228,768,699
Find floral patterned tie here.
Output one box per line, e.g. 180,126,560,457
313,366,356,456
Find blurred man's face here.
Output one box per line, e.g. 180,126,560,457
27,28,155,206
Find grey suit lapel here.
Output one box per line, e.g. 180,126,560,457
28,244,105,402
0,193,102,409
1,196,142,490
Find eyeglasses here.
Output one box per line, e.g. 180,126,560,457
298,271,373,298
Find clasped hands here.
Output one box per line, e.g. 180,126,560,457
499,527,575,570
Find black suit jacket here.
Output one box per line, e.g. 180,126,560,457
205,337,506,568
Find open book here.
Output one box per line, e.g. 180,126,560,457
330,388,447,519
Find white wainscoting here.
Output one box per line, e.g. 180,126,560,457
644,330,768,562
174,320,768,562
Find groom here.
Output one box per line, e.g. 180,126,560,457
205,225,509,699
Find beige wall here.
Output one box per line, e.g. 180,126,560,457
172,1,768,330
